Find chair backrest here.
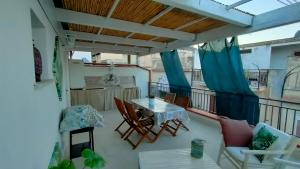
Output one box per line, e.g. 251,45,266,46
253,123,292,151
164,93,176,103
114,97,129,120
124,101,140,126
174,96,190,108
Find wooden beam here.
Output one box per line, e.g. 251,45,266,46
66,30,165,48
74,41,150,53
107,0,120,18
154,0,253,26
54,8,195,41
247,2,300,32
127,6,174,38
145,6,174,25
96,0,121,35
174,17,208,30
149,37,161,41
71,47,143,55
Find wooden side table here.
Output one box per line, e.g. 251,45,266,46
70,127,94,159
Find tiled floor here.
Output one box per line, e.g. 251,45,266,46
63,109,299,169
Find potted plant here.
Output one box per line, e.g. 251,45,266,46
49,149,105,169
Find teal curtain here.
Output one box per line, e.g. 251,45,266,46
53,36,63,101
160,50,191,97
198,37,259,125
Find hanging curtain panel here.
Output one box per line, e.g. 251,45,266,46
198,37,259,125
53,36,63,101
160,50,191,97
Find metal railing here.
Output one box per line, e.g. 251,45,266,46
149,82,300,136
192,69,269,88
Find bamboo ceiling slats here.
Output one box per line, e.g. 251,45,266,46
150,8,204,29
68,24,100,34
62,0,114,16
111,0,166,24
62,0,115,34
180,18,226,33
57,0,228,49
153,37,174,43
130,33,156,40
95,42,151,49
101,28,132,37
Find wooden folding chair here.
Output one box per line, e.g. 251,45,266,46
123,101,156,149
170,96,190,133
114,97,133,138
164,92,176,103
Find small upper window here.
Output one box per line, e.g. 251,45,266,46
240,49,252,54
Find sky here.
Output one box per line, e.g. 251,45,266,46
72,51,92,62
73,0,300,59
217,0,300,44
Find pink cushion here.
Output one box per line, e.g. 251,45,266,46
219,118,253,147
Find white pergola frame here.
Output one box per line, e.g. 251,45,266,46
39,0,300,56
54,8,196,41
153,0,254,26
226,0,253,10
73,41,150,54
149,2,300,54
94,0,121,41
65,30,166,48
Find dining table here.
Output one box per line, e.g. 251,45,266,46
131,97,190,141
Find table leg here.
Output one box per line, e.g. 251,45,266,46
153,120,175,142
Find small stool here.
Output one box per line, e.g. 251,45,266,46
70,127,94,159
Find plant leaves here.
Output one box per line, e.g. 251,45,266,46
58,160,76,169
81,149,94,158
49,167,59,169
81,149,105,169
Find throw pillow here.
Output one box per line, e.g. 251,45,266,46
249,126,278,162
219,118,253,147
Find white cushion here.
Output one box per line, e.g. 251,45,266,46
226,147,260,163
226,147,276,166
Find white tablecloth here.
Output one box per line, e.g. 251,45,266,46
131,98,190,125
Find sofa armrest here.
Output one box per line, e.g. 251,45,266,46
241,149,288,155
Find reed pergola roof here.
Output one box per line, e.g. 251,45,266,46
47,0,300,55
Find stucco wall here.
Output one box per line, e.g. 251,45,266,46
241,46,272,69
0,0,69,169
268,44,300,98
69,61,150,97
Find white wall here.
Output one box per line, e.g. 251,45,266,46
69,61,150,97
268,44,300,98
0,0,69,169
241,46,272,69
270,45,300,70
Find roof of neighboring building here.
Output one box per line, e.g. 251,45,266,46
240,37,300,48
